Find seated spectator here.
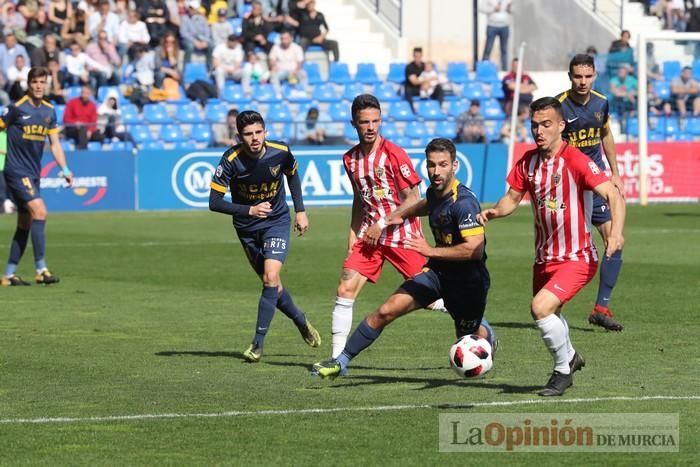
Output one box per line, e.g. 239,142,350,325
45,57,67,104
30,33,63,69
207,0,229,24
154,31,182,88
21,1,52,49
497,105,530,144
0,33,29,75
165,0,185,31
114,0,129,23
6,54,30,101
241,49,270,93
139,0,170,48
609,29,632,53
118,9,151,61
298,0,339,62
671,65,700,116
1,4,28,41
97,89,134,144
268,30,307,97
63,85,103,149
89,0,120,44
242,1,272,54
501,58,537,115
418,61,440,99
85,31,121,90
294,106,331,144
64,40,100,87
404,46,443,111
455,99,486,143
213,34,244,94
609,64,638,116
645,42,663,82
211,8,234,47
61,5,90,49
124,44,156,109
181,0,212,68
647,80,673,116
213,108,239,147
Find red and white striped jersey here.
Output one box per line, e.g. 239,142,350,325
507,141,610,264
343,137,423,248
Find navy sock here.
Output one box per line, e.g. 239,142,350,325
31,219,47,271
337,319,383,369
276,287,307,329
253,286,278,348
5,228,30,276
596,250,623,308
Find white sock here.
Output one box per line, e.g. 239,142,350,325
559,314,575,361
536,314,570,374
331,296,354,358
427,298,447,312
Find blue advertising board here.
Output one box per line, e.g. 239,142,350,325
137,144,504,210
40,150,135,212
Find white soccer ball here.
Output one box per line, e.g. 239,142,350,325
449,334,493,378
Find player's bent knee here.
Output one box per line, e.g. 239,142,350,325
262,272,281,287
367,306,395,329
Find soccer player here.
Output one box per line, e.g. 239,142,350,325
329,94,445,359
313,138,495,378
208,110,321,362
556,54,626,331
0,67,73,287
479,97,625,396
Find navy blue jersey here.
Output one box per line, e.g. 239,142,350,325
425,180,488,278
556,89,609,170
210,140,298,232
0,96,59,177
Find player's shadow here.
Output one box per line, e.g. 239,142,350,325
155,350,245,359
265,360,444,372
328,374,541,394
664,212,700,217
491,321,593,333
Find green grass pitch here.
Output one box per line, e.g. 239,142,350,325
0,204,698,465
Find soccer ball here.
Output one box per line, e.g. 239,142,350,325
449,334,493,378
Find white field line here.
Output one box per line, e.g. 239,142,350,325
1,395,698,425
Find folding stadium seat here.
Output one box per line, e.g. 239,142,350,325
121,103,140,124
625,117,639,137
221,83,249,103
312,82,339,102
447,99,469,118
251,83,279,102
658,116,680,138
60,140,74,152
97,86,125,103
303,62,324,85
387,100,414,121
173,140,196,150
205,101,228,122
381,121,400,139
648,131,665,141
404,120,430,140
386,62,406,85
355,63,381,85
183,63,210,85
475,61,499,82
447,62,470,84
267,102,293,123
269,123,294,142
143,103,170,124
190,123,212,144
686,117,700,135
54,104,65,123
284,83,311,103
372,83,401,102
434,120,457,139
343,122,358,142
416,100,446,120
489,82,505,99
87,141,102,151
342,82,365,101
129,125,152,143
394,135,413,148
228,17,243,36
110,141,133,151
329,101,350,121
462,82,486,101
159,124,186,142
176,101,203,123
693,59,700,81
482,99,506,119
329,62,353,84
662,60,682,82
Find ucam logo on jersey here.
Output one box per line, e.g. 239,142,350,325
39,150,135,212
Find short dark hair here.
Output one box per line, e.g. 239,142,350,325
227,33,239,42
236,110,265,134
530,96,563,120
569,53,595,73
351,94,381,119
425,138,456,162
227,108,239,118
413,47,423,54
28,67,49,82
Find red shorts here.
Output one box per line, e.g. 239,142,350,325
343,240,426,283
532,261,598,304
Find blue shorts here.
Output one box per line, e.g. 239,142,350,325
4,173,41,212
236,221,291,275
591,192,611,225
400,267,490,337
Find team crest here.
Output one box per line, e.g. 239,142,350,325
594,111,603,121
552,173,561,186
269,164,281,176
375,166,385,178
588,161,600,174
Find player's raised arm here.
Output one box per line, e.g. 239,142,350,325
48,132,73,186
593,180,626,258
477,187,523,225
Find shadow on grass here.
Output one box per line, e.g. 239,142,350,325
663,212,700,217
156,350,245,359
328,374,541,393
491,321,594,333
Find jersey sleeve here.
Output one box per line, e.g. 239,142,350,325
602,97,610,129
506,154,529,193
47,107,60,135
210,154,235,193
0,105,17,130
454,194,485,240
387,145,421,190
570,150,609,190
282,148,299,176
